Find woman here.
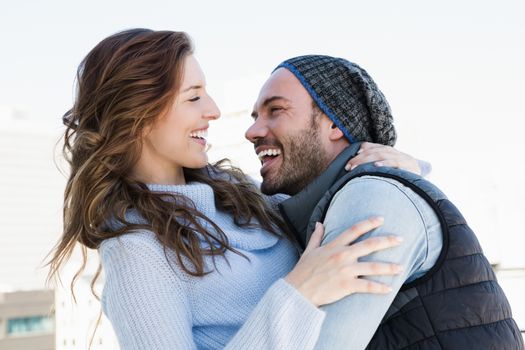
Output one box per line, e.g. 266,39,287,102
48,29,423,349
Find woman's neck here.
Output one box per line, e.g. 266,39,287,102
132,155,186,185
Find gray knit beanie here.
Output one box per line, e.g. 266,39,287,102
274,55,396,146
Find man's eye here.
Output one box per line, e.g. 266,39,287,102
270,106,284,113
189,96,201,102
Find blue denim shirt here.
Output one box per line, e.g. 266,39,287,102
315,175,443,350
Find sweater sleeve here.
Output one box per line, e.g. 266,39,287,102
100,232,325,350
100,233,197,349
225,278,326,350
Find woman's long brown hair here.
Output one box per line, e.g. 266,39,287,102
46,28,293,297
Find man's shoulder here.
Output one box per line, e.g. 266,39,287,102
324,175,444,276
336,174,422,204
326,174,438,236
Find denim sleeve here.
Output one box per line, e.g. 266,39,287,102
314,175,442,350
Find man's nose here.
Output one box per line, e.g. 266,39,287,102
245,118,268,143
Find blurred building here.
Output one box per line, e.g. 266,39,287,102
0,109,64,291
0,289,54,350
54,257,119,350
0,108,61,349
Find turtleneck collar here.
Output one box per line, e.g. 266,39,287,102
147,182,217,218
147,182,280,251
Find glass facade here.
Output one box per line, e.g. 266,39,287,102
6,315,54,336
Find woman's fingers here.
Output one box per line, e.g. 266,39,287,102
350,278,393,294
327,217,384,248
346,148,397,170
286,216,403,306
304,222,324,254
345,144,422,174
373,159,400,168
345,235,403,260
349,262,404,277
358,142,384,152
374,158,420,174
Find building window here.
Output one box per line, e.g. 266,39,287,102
6,315,54,336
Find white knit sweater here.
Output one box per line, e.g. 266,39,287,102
99,182,325,349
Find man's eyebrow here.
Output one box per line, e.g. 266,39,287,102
251,96,290,118
181,85,203,93
262,96,290,107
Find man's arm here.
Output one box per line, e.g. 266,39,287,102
314,175,442,350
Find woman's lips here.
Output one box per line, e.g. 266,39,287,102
190,137,206,146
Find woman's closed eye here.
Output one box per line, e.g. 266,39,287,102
188,96,201,102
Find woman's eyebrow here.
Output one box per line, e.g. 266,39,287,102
181,85,203,93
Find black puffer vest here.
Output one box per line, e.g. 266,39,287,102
279,144,524,350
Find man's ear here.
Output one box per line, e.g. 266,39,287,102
328,123,345,141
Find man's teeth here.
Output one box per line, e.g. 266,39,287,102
257,149,282,160
190,130,208,139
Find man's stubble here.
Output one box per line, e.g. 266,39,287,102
260,112,330,196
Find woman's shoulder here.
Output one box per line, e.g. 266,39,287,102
99,230,166,265
100,228,158,248
99,229,192,284
99,230,192,314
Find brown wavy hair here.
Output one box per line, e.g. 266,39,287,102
46,28,293,296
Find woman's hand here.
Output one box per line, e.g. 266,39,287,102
345,142,421,175
284,217,403,307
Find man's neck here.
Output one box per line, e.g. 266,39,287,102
278,143,362,246
324,141,352,168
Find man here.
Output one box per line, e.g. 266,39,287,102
246,55,523,349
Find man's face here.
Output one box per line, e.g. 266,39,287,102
245,68,329,195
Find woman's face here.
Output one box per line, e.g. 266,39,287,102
137,55,220,184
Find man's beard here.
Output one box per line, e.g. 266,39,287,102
260,121,329,196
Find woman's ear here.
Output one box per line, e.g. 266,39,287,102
328,123,345,141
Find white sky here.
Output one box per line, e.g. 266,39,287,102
1,0,523,129
1,0,525,266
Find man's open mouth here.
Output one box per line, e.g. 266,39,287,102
257,148,282,175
